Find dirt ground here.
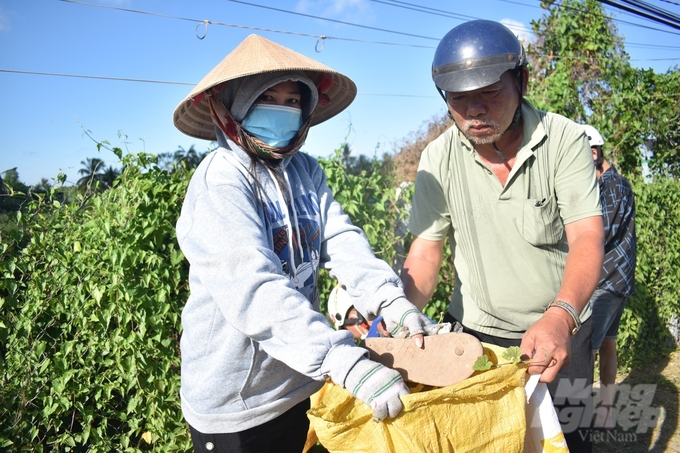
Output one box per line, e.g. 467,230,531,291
592,349,680,453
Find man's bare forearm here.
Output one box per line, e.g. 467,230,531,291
401,237,445,311
558,216,605,314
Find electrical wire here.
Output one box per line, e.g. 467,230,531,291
0,69,441,97
620,0,680,23
369,0,479,21
544,0,680,35
60,0,680,55
224,0,440,41
596,0,680,30
59,0,435,49
0,69,195,86
375,0,680,39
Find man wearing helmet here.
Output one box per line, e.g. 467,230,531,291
402,20,604,452
584,125,636,430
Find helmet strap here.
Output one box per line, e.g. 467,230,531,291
493,71,524,155
506,68,524,132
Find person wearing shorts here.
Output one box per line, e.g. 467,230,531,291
584,125,636,429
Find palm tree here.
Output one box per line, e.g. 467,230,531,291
101,166,121,189
174,145,207,170
33,178,53,192
77,157,105,191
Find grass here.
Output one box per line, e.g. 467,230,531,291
592,348,680,452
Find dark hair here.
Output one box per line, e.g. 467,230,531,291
593,146,605,172
297,81,313,121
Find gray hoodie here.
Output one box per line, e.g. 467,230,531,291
175,131,407,433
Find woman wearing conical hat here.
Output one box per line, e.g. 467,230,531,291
174,35,430,452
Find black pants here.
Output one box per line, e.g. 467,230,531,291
189,399,311,453
444,313,594,453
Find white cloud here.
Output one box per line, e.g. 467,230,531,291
296,0,371,19
0,9,8,32
500,18,535,45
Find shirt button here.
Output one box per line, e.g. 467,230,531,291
205,442,215,451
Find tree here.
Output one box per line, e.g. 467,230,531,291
0,168,30,213
101,165,121,189
527,0,629,122
77,157,105,191
1,168,29,194
392,113,453,182
589,67,680,178
176,145,208,170
157,145,209,172
526,0,680,177
32,178,53,193
340,144,372,175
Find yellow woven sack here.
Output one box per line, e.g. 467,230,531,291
307,361,528,453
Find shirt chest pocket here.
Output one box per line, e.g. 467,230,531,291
519,195,565,246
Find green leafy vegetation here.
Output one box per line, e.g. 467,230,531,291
1,150,192,451
501,346,524,365
472,347,524,371
472,355,494,371
1,1,679,451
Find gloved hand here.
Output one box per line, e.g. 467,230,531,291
344,358,409,421
379,297,431,339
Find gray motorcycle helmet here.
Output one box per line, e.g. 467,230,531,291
432,20,527,95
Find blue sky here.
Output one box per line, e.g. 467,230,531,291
1,0,679,186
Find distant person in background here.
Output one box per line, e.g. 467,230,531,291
584,125,637,430
173,34,429,453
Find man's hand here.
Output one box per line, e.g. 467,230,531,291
520,310,573,383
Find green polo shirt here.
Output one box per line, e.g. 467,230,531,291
409,101,601,339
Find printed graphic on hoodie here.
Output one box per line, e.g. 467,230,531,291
267,193,321,291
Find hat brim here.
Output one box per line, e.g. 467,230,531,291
173,35,357,141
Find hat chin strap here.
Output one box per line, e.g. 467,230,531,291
505,68,524,132
490,102,522,161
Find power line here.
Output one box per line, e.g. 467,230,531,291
0,69,195,85
61,0,680,57
596,0,680,30
5,68,676,100
0,69,441,97
627,41,680,49
8,63,674,102
553,0,680,35
224,0,440,41
373,0,680,40
59,0,435,49
369,0,478,22
620,0,680,23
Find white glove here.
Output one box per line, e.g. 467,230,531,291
344,358,409,421
379,297,431,338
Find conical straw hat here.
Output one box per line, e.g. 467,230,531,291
173,34,357,140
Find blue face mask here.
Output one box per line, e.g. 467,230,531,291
241,104,303,148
